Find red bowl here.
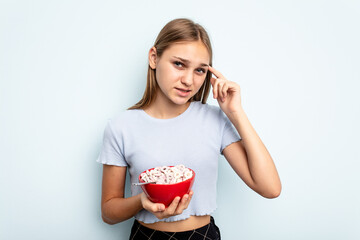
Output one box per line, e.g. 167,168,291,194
138,167,195,207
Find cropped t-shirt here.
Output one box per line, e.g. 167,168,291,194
96,101,241,224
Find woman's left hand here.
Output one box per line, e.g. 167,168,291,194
208,66,242,116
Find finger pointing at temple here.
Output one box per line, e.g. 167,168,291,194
208,65,226,80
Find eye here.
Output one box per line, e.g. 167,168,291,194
174,61,184,68
196,68,206,74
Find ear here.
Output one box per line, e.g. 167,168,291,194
148,47,157,69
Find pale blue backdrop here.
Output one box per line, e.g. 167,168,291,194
1,0,359,239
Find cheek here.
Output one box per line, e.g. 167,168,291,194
168,67,183,80
194,75,207,88
156,68,180,93
157,65,179,82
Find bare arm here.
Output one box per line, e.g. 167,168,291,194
223,107,282,199
101,165,143,224
208,65,281,199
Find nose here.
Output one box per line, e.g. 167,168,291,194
180,70,193,87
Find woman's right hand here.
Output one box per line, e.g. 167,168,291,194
140,191,193,219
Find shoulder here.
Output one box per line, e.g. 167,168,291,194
105,108,142,132
190,101,228,127
191,101,226,119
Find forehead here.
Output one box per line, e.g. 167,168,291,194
162,41,210,64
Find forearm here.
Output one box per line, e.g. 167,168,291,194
227,107,281,197
102,194,143,224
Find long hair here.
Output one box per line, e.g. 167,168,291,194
128,18,213,110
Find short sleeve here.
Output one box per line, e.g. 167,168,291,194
220,114,241,155
96,121,128,166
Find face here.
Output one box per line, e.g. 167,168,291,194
151,41,210,106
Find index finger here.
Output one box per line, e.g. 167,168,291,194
208,65,225,79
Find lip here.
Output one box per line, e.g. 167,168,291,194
175,88,191,97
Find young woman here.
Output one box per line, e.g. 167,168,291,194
97,18,281,240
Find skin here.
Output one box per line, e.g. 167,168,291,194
100,40,282,231
145,40,211,118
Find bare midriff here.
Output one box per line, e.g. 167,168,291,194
138,215,211,232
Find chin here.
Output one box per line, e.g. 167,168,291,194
170,97,190,106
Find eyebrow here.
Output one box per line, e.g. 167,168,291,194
172,56,209,67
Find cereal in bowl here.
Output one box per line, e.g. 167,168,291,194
140,165,193,184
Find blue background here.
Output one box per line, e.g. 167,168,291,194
1,0,359,239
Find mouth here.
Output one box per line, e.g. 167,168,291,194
175,88,191,93
175,87,191,97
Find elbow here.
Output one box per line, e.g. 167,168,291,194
258,183,282,199
101,208,122,225
264,185,282,199
263,189,281,199
102,218,114,225
101,201,121,225
102,214,117,225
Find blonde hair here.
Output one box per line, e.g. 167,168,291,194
128,18,213,110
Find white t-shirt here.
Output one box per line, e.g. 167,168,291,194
96,101,241,224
